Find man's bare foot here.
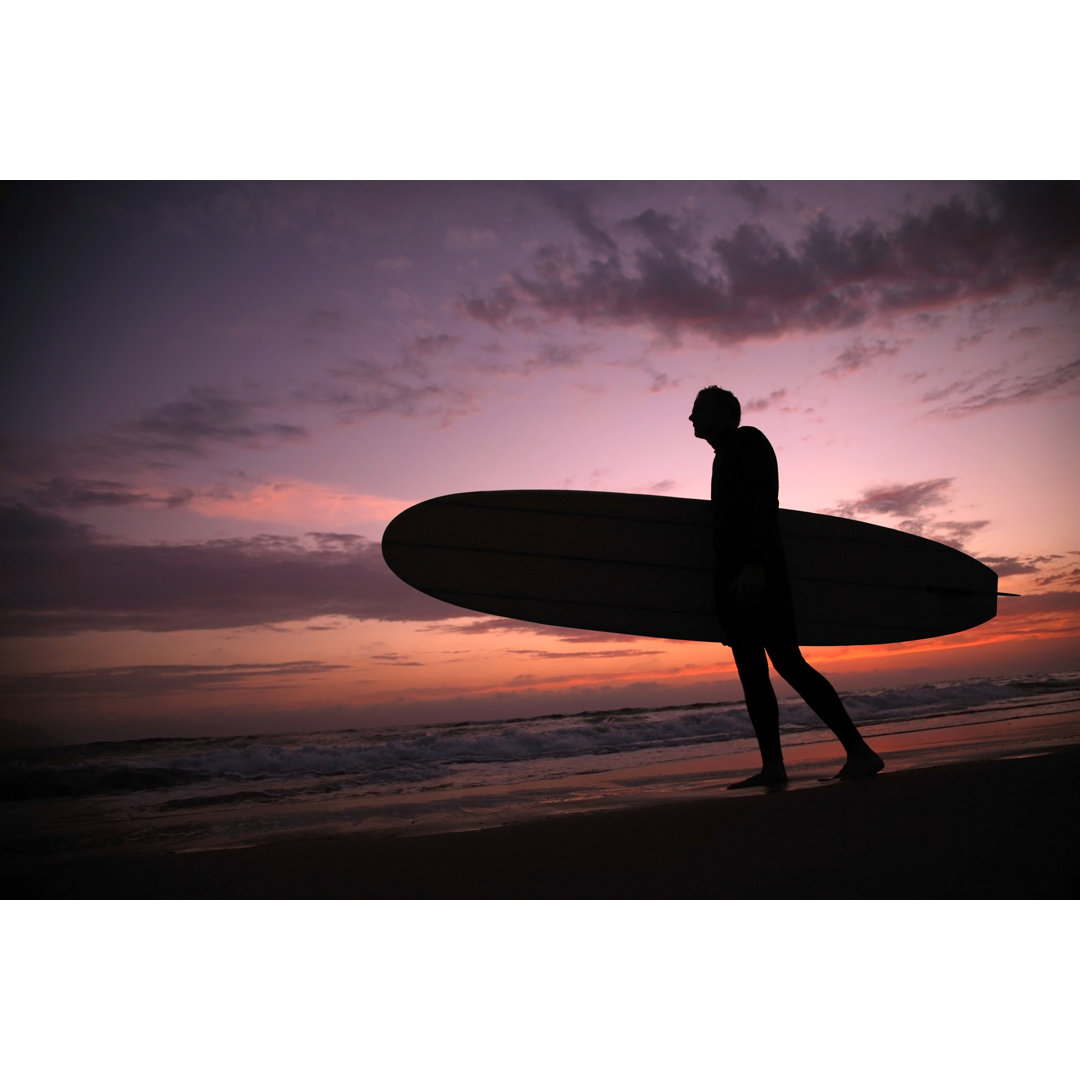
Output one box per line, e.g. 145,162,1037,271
831,748,884,781
727,764,788,790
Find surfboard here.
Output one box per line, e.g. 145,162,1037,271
381,490,998,646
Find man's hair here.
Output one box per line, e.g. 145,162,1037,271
695,385,741,426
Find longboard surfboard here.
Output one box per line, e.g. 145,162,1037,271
381,490,998,646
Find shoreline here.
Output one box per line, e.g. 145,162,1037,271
5,742,1079,899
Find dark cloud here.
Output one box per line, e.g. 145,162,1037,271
101,386,309,459
474,339,596,378
1008,325,1047,341
0,504,455,636
408,333,463,360
743,389,788,413
28,476,193,510
729,181,778,213
646,369,682,393
932,519,995,549
443,224,500,252
302,308,347,334
827,477,990,550
461,182,1080,347
832,478,954,519
299,331,476,424
625,208,701,257
1033,556,1080,589
921,356,1080,417
1,389,310,491
438,617,640,644
460,282,523,330
996,589,1080,619
982,553,1060,578
955,330,994,350
525,342,591,373
824,336,908,377
538,182,618,254
0,660,349,699
305,343,478,424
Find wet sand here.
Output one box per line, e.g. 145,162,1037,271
5,743,1079,899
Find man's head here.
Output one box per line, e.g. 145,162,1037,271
690,385,740,444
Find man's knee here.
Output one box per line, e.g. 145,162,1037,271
765,643,814,682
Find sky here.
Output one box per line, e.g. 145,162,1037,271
2,180,1079,744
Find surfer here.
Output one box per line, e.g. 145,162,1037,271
691,386,884,788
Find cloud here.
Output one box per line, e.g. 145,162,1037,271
507,647,664,661
0,505,455,636
302,308,347,334
524,342,592,373
149,181,441,254
472,339,597,377
743,389,788,413
826,477,990,549
625,207,701,257
185,479,410,528
443,225,500,252
538,182,618,254
982,553,1062,578
824,336,908,377
831,478,953,519
729,181,778,214
305,338,479,424
955,328,994,350
375,256,413,274
1032,554,1080,589
932,519,995,548
381,286,424,314
409,333,462,359
995,589,1080,619
0,389,314,495
28,476,193,510
435,617,641,644
14,469,405,530
100,386,309,459
303,328,592,420
461,182,1080,346
1008,325,1047,341
921,356,1080,417
0,661,349,699
645,368,683,394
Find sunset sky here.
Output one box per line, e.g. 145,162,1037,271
2,180,1078,743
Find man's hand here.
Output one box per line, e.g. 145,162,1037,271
732,563,765,611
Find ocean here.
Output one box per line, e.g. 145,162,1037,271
3,670,1080,872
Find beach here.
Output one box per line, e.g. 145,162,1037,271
4,704,1079,899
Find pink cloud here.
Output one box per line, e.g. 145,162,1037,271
185,479,410,529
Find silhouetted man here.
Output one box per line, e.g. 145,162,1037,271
691,385,883,788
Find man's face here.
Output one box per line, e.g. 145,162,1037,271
689,397,732,443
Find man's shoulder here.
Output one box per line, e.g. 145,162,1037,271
734,425,778,466
735,425,772,446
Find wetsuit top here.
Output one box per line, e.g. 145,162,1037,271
710,425,784,575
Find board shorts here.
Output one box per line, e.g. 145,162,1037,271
713,550,799,648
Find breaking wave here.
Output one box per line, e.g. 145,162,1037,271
3,670,1078,803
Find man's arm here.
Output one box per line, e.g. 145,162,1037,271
727,428,779,608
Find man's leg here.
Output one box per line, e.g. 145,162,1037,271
728,641,787,788
765,640,883,778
